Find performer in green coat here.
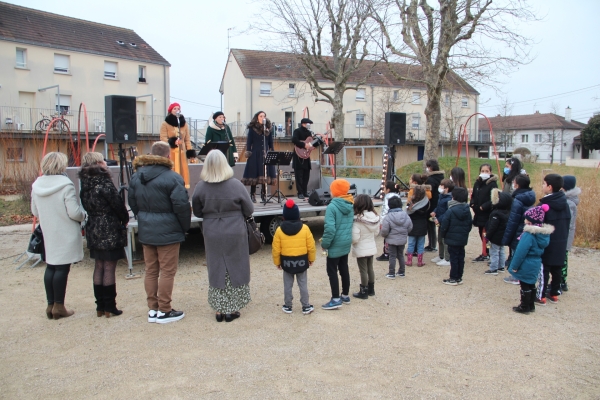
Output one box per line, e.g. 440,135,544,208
205,112,238,167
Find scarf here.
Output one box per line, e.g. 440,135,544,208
406,196,428,215
165,114,186,128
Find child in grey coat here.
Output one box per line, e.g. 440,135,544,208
380,197,413,279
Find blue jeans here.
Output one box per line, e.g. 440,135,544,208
489,243,505,271
407,236,426,254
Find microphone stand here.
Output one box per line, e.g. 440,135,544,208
261,120,269,204
176,114,186,175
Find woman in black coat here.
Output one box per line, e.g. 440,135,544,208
469,163,498,262
241,111,276,203
79,152,129,317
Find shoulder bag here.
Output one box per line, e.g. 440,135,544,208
246,216,265,255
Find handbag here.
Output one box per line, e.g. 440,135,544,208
246,216,265,255
27,224,46,261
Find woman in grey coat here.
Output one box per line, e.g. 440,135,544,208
192,150,255,322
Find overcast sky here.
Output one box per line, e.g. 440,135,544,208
11,0,600,123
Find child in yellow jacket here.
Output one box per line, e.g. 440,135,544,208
272,199,317,315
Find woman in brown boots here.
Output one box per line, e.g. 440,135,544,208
79,152,130,317
31,152,86,319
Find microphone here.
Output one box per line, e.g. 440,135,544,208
263,117,266,131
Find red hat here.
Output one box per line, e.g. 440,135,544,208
168,103,181,114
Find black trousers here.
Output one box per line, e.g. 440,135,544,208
542,264,562,298
326,254,350,298
427,220,437,248
295,167,310,196
447,245,465,280
44,264,71,304
520,281,536,291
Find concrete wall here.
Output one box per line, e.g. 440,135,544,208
565,157,600,168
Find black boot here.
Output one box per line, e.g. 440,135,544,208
529,287,536,312
103,284,123,318
261,185,267,202
251,193,256,203
367,282,375,296
513,289,531,314
93,284,104,317
352,285,369,299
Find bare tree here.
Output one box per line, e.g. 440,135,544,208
261,0,381,141
440,90,471,155
543,103,563,165
364,87,412,139
372,0,536,163
494,97,515,160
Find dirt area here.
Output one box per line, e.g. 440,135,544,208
1,219,599,399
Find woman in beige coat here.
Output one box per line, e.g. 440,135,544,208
159,102,196,188
31,152,86,319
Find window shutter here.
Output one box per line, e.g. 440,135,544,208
54,54,69,73
16,49,25,67
260,82,271,95
104,61,118,78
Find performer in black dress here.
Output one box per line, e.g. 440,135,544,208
292,118,314,199
241,111,276,203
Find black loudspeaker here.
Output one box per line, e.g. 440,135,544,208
308,189,332,206
384,112,406,145
105,95,137,144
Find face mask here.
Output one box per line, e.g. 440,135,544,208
449,176,453,181
306,123,311,129
504,167,511,174
438,187,445,194
479,173,490,180
426,168,430,173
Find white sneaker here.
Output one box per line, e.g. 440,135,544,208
148,310,157,323
431,256,442,263
437,260,450,266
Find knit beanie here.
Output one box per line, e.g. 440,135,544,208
168,103,181,114
562,175,576,191
329,179,350,198
524,204,549,226
212,111,224,120
282,199,300,221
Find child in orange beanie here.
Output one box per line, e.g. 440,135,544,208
321,179,354,310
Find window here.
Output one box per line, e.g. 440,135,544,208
7,147,24,162
355,150,363,157
138,66,146,83
521,134,529,143
356,88,366,101
461,96,468,108
393,90,399,101
534,134,542,143
55,94,71,114
356,114,365,127
412,115,420,129
104,61,118,79
288,83,295,97
260,82,271,96
16,48,27,68
412,92,421,105
444,94,450,106
54,54,70,73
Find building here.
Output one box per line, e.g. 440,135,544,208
478,109,587,164
0,1,170,181
220,49,487,167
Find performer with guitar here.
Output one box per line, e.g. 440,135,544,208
292,118,315,199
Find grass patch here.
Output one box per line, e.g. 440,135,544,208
0,197,33,227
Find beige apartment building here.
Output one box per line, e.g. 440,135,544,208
0,1,170,182
221,49,486,167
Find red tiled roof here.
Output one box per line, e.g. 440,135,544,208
0,2,169,65
479,112,586,131
229,49,479,94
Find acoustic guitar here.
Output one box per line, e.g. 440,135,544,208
295,134,325,159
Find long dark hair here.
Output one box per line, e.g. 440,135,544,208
247,111,271,130
504,157,522,184
354,194,377,216
450,167,466,188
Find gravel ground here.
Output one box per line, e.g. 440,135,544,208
1,219,599,399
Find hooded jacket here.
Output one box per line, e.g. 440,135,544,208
470,174,499,227
485,189,513,246
128,155,191,246
406,196,429,237
564,187,581,250
205,120,237,167
433,192,452,224
502,187,536,246
381,192,400,219
321,196,354,258
440,200,473,246
509,223,554,284
79,165,129,251
426,170,445,209
351,211,381,257
380,208,413,246
31,174,86,265
538,191,571,265
272,220,316,274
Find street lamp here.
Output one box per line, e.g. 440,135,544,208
136,94,154,134
38,84,60,114
347,109,364,139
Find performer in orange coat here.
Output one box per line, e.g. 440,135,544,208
159,103,196,188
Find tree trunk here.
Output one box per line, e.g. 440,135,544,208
424,86,442,163
331,86,346,142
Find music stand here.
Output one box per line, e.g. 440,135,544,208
263,151,293,205
199,141,230,157
323,141,346,180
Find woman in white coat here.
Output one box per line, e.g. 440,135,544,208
351,194,381,299
31,152,86,319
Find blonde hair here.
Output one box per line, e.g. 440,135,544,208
151,141,171,158
81,152,104,168
41,152,68,175
200,150,233,183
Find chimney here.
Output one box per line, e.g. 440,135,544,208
565,106,572,122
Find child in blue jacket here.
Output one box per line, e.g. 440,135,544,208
430,178,454,266
509,204,554,314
